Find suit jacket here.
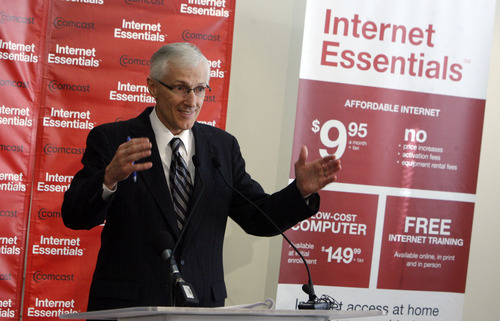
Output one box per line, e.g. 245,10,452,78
62,106,319,310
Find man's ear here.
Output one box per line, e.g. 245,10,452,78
147,77,157,98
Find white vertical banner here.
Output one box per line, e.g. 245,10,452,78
276,1,496,320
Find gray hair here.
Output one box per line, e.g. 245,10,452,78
149,42,210,82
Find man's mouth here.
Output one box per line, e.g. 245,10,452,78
178,108,196,115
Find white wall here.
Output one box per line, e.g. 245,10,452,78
223,0,305,306
462,1,500,320
223,0,500,320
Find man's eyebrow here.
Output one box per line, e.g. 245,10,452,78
170,79,207,86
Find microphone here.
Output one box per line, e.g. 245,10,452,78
154,231,199,306
211,157,331,310
153,231,175,262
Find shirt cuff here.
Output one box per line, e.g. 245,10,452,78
304,193,320,210
102,183,116,200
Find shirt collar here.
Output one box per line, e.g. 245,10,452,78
149,107,194,155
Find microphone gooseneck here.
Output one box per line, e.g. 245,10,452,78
211,157,329,309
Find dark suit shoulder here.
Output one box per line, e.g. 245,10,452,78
192,122,238,146
93,107,151,132
91,119,128,134
193,121,232,136
88,107,153,145
86,121,129,151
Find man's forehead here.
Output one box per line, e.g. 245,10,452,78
164,62,209,83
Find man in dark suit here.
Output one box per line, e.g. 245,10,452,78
62,42,341,311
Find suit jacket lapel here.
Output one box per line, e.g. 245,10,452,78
128,107,180,239
189,125,209,216
180,123,216,242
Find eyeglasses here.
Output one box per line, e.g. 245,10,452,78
155,78,211,97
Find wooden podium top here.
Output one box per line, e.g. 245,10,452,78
59,306,385,321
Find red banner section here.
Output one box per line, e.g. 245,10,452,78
1,0,235,320
279,191,378,289
291,80,484,194
378,197,474,293
0,0,49,319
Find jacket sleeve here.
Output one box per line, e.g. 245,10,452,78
61,125,121,230
225,135,319,236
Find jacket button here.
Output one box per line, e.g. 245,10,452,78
180,260,185,266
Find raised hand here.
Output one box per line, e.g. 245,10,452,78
294,145,341,197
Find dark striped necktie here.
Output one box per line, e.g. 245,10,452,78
169,137,193,230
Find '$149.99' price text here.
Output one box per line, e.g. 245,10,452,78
311,119,368,159
322,246,363,264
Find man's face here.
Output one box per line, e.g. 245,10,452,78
148,61,209,135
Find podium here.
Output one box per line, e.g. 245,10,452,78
59,306,385,321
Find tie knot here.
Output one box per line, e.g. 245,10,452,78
170,137,181,154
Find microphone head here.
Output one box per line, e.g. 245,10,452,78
302,283,317,301
211,157,221,169
153,231,175,256
192,155,201,168
302,283,313,296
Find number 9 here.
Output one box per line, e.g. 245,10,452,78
319,120,347,159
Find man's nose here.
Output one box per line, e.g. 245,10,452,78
183,90,198,106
